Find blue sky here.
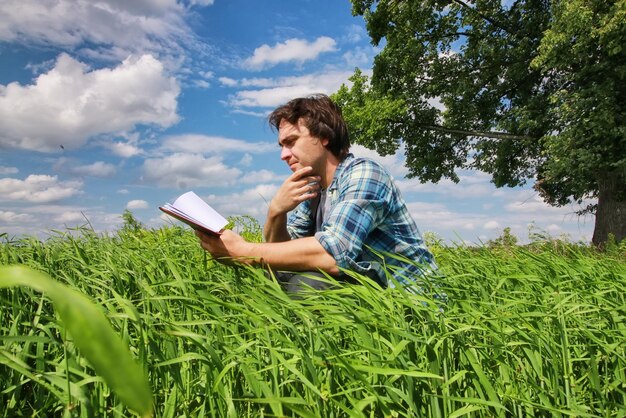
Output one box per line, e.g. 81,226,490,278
0,0,595,244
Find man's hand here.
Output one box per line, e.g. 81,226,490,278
195,229,255,265
196,229,340,275
269,166,321,216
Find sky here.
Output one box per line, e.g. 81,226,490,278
0,0,595,244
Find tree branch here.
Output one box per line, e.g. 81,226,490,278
417,124,533,141
414,31,473,40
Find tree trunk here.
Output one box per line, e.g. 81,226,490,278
592,171,626,246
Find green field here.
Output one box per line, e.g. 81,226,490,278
1,221,625,417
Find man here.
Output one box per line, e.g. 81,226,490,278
196,94,438,292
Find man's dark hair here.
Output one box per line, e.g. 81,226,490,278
268,94,350,160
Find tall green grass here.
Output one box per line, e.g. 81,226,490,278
1,224,624,417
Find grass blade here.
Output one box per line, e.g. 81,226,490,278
0,265,153,417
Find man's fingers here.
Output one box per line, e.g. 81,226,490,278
291,166,313,180
195,230,209,240
298,182,320,196
294,176,321,189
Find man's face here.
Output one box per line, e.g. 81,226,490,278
277,119,329,173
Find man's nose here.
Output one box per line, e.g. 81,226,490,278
280,146,291,161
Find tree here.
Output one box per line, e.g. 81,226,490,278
335,0,625,245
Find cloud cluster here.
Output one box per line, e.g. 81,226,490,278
0,0,204,62
126,199,149,210
0,175,83,203
223,70,354,109
160,134,276,155
55,159,117,177
244,37,337,70
350,144,593,242
0,210,36,224
0,54,180,153
0,166,19,175
206,184,279,218
142,153,242,188
105,142,144,158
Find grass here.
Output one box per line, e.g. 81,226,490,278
0,223,625,417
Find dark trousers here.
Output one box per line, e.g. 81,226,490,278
274,271,336,294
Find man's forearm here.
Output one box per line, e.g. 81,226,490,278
263,210,291,242
243,236,340,275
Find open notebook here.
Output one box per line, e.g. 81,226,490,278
159,191,228,236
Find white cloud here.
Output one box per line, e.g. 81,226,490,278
207,184,279,218
343,47,371,67
0,175,83,203
126,199,149,209
70,161,117,177
343,24,366,44
241,169,281,184
219,77,238,87
193,79,210,89
107,141,143,158
188,0,215,6
231,86,320,108
351,145,494,198
484,220,500,230
0,166,18,175
0,202,138,238
0,53,180,153
239,153,253,166
240,77,277,88
407,201,483,233
339,146,593,242
0,210,36,223
118,189,129,194
55,211,86,223
505,194,567,214
227,70,353,108
160,134,276,154
0,0,206,63
397,171,494,198
402,184,593,244
231,109,268,118
244,37,337,70
546,224,562,233
142,153,241,188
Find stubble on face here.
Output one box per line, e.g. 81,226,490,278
278,119,328,174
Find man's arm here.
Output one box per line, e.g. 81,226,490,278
263,210,291,242
197,230,340,275
263,166,320,242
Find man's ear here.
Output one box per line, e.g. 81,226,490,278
321,138,329,147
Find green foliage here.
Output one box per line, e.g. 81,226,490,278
342,0,626,244
1,227,625,416
0,265,152,417
531,0,626,207
227,215,264,243
342,0,552,185
486,227,518,248
121,209,145,235
334,69,407,157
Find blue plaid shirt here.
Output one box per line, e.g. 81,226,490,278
287,154,438,289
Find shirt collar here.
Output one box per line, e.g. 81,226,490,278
328,153,354,192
